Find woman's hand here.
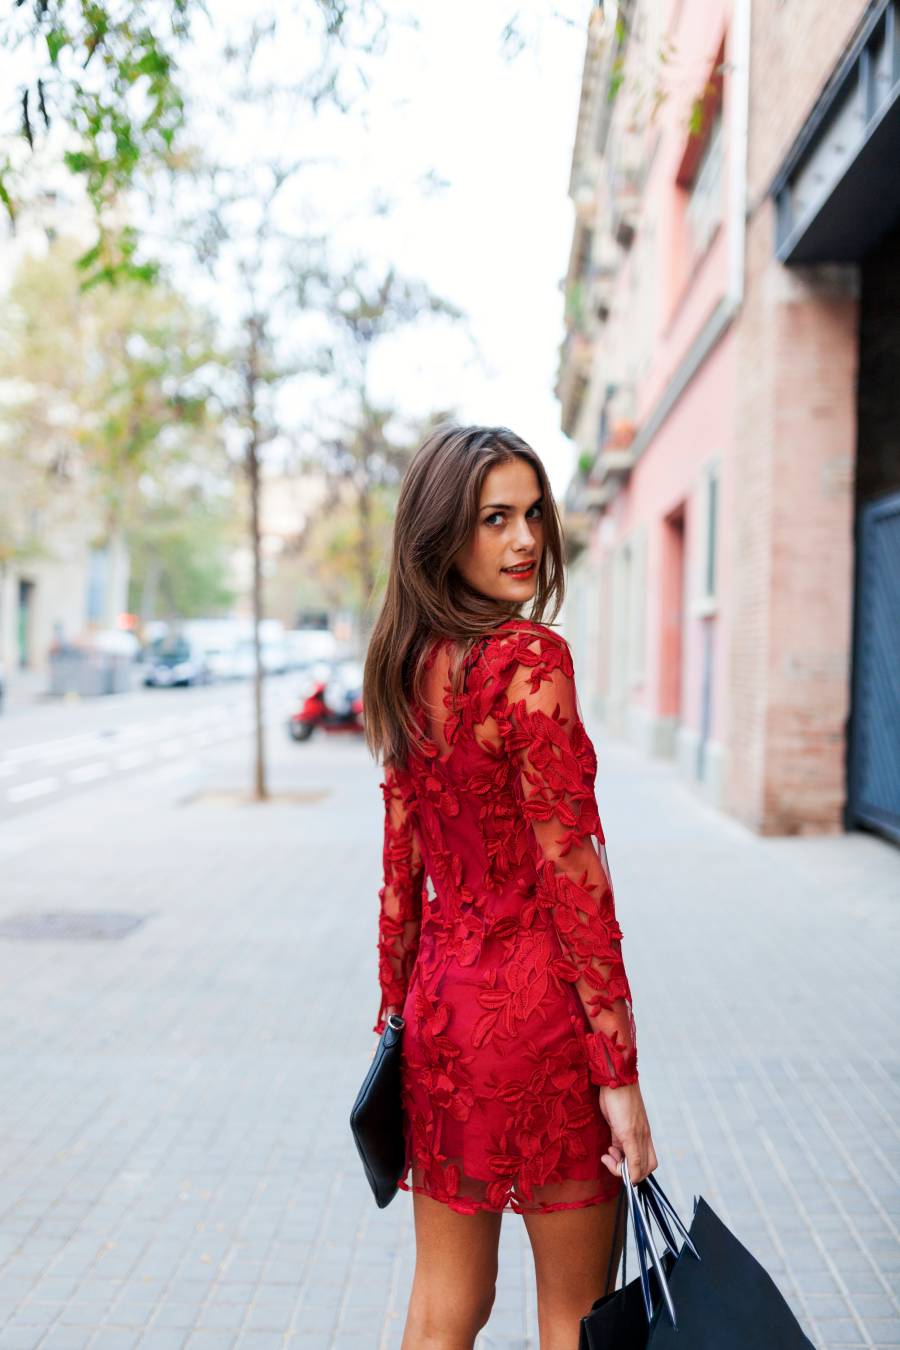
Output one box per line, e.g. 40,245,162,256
598,1082,658,1185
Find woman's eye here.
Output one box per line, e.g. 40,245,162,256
483,505,542,527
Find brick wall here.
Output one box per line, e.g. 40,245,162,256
747,0,871,201
726,0,866,831
727,204,777,830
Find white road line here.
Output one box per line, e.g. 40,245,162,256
191,730,220,746
115,749,153,770
44,738,118,766
5,715,214,766
4,734,99,764
157,738,185,758
0,700,269,805
67,762,111,784
7,776,61,803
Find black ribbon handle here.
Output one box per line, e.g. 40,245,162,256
604,1160,702,1329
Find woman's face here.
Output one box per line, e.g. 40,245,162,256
452,457,545,603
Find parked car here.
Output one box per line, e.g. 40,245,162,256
181,620,244,681
143,635,211,687
203,643,241,682
284,628,339,669
230,636,289,678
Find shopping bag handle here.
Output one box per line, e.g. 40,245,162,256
617,1159,701,1329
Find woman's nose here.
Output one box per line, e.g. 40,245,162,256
513,517,535,546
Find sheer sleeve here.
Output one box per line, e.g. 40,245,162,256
499,632,639,1089
373,763,426,1035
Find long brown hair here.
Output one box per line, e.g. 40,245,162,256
363,422,566,768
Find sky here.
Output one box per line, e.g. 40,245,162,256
1,1,592,499
308,2,591,497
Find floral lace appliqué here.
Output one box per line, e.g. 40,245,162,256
372,619,638,1215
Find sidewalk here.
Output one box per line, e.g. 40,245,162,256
0,722,896,1349
0,669,50,719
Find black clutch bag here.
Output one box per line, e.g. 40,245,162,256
349,1013,407,1208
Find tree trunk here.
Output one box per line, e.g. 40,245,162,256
139,555,162,625
247,439,267,801
245,317,268,802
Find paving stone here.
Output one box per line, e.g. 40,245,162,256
136,1334,188,1350
41,1330,94,1350
0,725,894,1350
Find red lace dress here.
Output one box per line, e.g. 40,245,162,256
372,618,639,1216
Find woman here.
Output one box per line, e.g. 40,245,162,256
363,423,658,1350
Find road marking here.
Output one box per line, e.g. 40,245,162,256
45,738,118,766
5,734,99,764
115,749,153,770
7,777,61,803
192,729,226,745
67,762,111,784
0,696,283,813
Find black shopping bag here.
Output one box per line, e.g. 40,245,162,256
580,1161,817,1350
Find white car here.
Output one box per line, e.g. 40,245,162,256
231,637,288,678
285,628,339,669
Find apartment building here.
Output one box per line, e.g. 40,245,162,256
559,0,900,841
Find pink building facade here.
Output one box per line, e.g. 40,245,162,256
559,0,900,840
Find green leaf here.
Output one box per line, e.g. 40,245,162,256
46,28,68,65
0,174,16,223
63,150,92,173
75,241,103,272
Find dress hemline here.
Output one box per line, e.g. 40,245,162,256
396,1175,622,1216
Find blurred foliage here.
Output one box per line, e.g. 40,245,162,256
564,278,585,333
1,0,197,286
0,0,395,289
577,449,595,478
303,260,462,629
128,491,238,620
273,483,397,616
0,234,227,582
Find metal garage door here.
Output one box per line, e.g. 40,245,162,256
848,489,900,843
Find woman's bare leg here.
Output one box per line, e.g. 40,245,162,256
401,1191,503,1350
521,1192,624,1350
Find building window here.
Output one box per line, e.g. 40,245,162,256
87,546,108,623
685,109,723,260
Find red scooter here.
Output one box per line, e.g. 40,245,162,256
288,674,364,741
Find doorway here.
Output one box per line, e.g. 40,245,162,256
659,507,686,745
17,578,35,669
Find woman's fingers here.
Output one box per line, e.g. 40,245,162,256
601,1143,623,1176
601,1137,660,1184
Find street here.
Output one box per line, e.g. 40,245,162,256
0,681,297,824
0,694,896,1349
